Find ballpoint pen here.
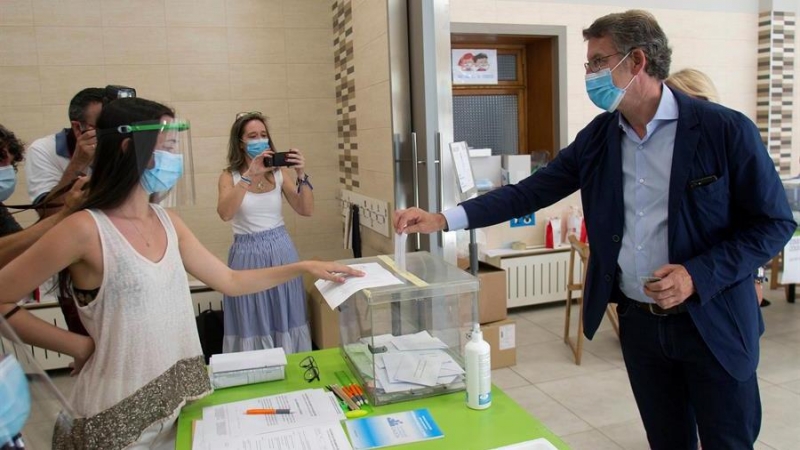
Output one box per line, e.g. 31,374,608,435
245,408,293,415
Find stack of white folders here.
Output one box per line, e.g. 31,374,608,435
209,348,288,389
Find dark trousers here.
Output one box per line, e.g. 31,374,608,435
616,301,761,450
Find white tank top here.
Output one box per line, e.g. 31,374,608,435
231,170,285,234
65,205,210,447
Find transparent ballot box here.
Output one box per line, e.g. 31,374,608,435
337,251,479,406
782,178,800,223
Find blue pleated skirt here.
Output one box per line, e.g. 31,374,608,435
222,226,311,354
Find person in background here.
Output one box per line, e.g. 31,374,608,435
0,124,25,237
217,112,314,354
666,68,771,307
394,10,795,449
0,98,359,449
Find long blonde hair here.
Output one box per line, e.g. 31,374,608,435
666,68,719,103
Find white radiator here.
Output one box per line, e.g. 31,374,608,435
499,250,577,308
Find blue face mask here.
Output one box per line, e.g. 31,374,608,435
245,139,270,159
0,166,16,202
585,52,635,112
0,355,31,445
141,150,184,194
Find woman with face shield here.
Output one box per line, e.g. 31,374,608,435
0,97,361,449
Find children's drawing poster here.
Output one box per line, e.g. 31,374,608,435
452,49,498,85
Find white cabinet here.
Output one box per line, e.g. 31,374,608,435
484,247,576,308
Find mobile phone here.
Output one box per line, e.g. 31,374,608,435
639,276,662,285
263,151,296,167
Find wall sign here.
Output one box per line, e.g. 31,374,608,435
452,49,498,85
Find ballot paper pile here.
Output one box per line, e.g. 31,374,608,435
209,348,287,389
192,388,352,450
344,330,466,403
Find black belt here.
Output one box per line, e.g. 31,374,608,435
629,299,688,316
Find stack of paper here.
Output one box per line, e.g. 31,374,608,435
348,331,466,394
192,389,351,450
209,348,287,389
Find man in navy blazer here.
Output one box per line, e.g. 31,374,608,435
395,10,795,450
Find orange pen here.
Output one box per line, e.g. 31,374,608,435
245,408,292,415
354,384,369,405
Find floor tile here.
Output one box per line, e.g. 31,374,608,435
502,384,593,437
598,419,650,450
757,385,800,450
536,369,640,429
492,367,531,390
561,429,623,450
757,338,800,385
511,340,615,384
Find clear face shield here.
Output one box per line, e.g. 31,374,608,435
0,317,75,450
120,117,195,208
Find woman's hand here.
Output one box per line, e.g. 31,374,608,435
287,148,306,177
305,261,364,283
71,335,95,376
245,150,273,178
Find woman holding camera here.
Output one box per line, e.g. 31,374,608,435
217,112,314,354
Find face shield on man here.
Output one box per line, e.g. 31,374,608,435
117,117,196,207
0,317,74,450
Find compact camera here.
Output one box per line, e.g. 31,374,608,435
264,151,296,167
104,85,137,102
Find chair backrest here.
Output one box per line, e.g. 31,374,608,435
568,235,590,286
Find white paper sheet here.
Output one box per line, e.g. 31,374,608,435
490,438,558,450
314,262,404,309
201,389,345,445
391,331,449,351
394,233,408,272
394,354,443,387
194,422,352,450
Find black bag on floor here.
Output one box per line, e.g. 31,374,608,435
195,309,224,364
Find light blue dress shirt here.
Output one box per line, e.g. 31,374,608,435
442,86,679,305
617,85,678,303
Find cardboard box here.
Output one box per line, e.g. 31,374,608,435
307,283,340,349
469,262,508,324
481,319,517,369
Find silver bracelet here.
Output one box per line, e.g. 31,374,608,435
239,176,252,185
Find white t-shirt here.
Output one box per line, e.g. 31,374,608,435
231,170,285,235
24,132,70,202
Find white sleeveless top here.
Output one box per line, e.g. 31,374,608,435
60,205,211,450
231,170,285,234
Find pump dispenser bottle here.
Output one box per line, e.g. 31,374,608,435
465,325,491,410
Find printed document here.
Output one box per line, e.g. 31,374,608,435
315,262,404,309
345,408,443,449
193,421,352,450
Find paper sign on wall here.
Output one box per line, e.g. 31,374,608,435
452,49,498,85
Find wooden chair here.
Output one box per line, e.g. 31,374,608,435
563,235,619,365
770,251,783,290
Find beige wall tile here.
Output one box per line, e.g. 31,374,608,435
285,28,333,64
288,98,336,133
295,199,340,235
165,0,225,27
230,99,290,133
40,104,68,134
192,172,222,208
357,169,394,205
36,27,102,66
227,28,285,64
103,27,168,65
32,0,102,27
105,65,171,102
285,132,338,168
169,64,230,101
100,0,166,27
300,167,339,201
176,206,231,244
229,64,288,100
287,64,335,99
353,31,388,89
39,65,106,105
191,136,228,174
294,231,344,255
283,0,331,29
357,127,392,174
355,80,390,130
352,0,386,51
0,27,38,66
0,1,34,26
0,105,43,144
0,66,41,107
225,0,283,28
169,100,232,138
168,27,228,65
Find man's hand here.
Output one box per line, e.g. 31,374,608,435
73,129,97,165
63,176,89,212
644,264,696,309
393,208,447,234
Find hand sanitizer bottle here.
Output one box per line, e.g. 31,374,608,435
465,326,491,410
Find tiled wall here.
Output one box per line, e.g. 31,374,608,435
758,10,795,175
0,0,349,263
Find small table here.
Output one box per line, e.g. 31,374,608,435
177,348,568,449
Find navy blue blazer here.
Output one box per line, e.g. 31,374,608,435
462,90,796,380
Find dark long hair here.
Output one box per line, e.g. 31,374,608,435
225,113,276,173
58,97,174,298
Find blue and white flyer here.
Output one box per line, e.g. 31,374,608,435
345,408,444,449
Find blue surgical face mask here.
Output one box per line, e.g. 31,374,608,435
585,52,635,112
0,166,16,202
141,150,184,195
245,138,269,159
0,355,31,445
